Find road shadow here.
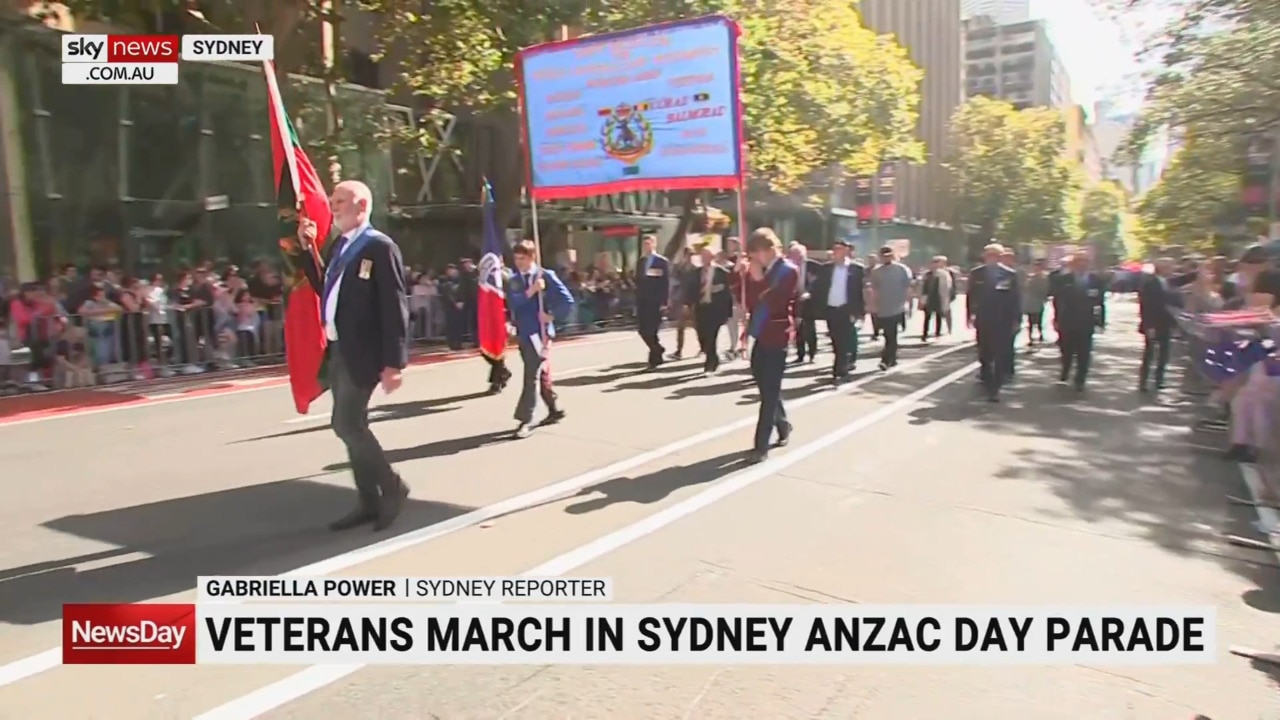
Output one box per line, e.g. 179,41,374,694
908,334,1280,643
235,390,489,443
323,430,513,470
604,370,704,393
0,477,474,624
555,361,675,387
562,451,750,514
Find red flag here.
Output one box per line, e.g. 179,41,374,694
263,60,333,414
477,180,508,360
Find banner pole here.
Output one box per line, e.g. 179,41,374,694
736,188,749,353
529,197,548,348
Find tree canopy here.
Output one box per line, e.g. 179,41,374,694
945,96,1079,259
1078,180,1130,262
1099,0,1278,252
1134,136,1246,252
360,0,923,194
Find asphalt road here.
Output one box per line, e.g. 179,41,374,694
0,301,1278,719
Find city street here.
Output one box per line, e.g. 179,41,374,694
0,302,1278,718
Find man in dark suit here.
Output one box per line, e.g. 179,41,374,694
297,180,410,532
812,240,865,382
789,243,821,363
966,242,1021,402
634,234,670,369
1138,257,1177,393
508,240,575,439
1050,253,1105,391
743,228,799,462
689,242,734,374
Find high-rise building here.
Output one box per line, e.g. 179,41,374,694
964,17,1071,111
961,0,1030,24
857,0,965,226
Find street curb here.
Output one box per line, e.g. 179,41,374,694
0,327,632,424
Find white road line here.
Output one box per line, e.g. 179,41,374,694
1237,463,1280,558
0,340,972,689
195,359,979,719
0,333,635,428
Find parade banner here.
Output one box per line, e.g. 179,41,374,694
515,16,745,200
264,59,333,414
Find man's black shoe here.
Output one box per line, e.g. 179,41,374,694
775,423,793,447
543,409,567,425
373,481,409,532
747,449,769,464
329,508,376,532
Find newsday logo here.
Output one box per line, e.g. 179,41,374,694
62,603,196,664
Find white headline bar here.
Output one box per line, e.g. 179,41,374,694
61,63,178,85
195,604,1217,666
197,576,614,602
180,35,274,62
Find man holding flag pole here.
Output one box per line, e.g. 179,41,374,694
265,58,410,532
477,180,513,394
507,238,574,439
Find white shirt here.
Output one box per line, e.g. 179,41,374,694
827,262,850,307
325,221,369,342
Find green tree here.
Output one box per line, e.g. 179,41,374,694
1136,136,1244,252
360,0,924,253
1078,180,1129,263
945,97,1078,259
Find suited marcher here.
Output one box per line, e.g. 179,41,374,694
438,264,465,349
634,234,670,369
1138,257,1178,392
296,180,409,532
966,243,1021,402
689,243,734,374
508,240,575,438
812,240,865,382
789,243,820,363
742,228,799,463
1050,253,1105,391
918,255,953,340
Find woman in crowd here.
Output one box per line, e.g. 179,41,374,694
78,284,122,367
146,273,173,370
116,277,151,378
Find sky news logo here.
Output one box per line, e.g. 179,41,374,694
61,34,274,64
62,603,196,664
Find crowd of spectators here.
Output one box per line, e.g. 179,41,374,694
1,251,641,393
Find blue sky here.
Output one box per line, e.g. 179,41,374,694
1029,0,1168,117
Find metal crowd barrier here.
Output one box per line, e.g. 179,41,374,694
2,293,640,394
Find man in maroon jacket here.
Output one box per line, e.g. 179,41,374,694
743,228,800,463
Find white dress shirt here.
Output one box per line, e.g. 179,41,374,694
827,262,849,307
325,221,369,342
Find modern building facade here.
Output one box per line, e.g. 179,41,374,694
856,0,965,257
961,0,1030,24
964,16,1071,111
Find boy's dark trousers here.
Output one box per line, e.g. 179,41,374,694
514,336,558,424
750,344,790,451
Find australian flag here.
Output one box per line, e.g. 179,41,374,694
477,180,509,360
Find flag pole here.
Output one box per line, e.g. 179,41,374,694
529,197,548,348
258,24,322,272
736,188,749,353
